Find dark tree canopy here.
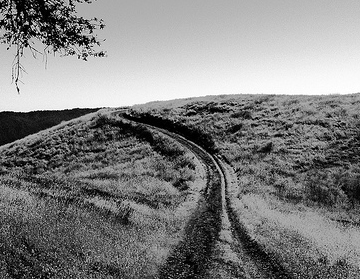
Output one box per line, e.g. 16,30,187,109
0,0,105,92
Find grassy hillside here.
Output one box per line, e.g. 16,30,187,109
127,93,360,277
1,94,360,278
130,94,360,207
0,108,99,146
0,111,204,278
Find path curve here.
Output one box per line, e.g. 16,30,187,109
124,117,292,279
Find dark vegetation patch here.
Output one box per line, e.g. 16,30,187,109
231,110,252,119
0,108,99,146
122,111,218,153
304,167,360,207
227,123,243,134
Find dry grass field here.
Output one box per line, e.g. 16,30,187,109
1,93,360,278
0,111,205,278
131,93,360,277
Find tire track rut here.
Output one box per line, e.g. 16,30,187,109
125,118,292,279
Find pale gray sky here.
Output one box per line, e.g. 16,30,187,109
1,0,360,111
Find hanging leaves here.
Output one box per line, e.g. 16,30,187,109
0,0,106,92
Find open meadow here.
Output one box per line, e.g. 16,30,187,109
1,93,360,278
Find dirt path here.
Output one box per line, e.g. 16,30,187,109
125,118,292,278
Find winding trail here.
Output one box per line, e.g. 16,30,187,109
124,117,292,279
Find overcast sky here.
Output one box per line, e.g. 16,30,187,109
1,0,360,112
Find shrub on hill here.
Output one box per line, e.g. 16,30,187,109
122,111,218,153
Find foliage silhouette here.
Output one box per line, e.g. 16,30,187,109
0,0,105,92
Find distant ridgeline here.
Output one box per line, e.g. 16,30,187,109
0,108,99,146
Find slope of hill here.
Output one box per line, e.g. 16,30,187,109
0,108,100,146
0,111,204,278
0,94,360,278
131,93,360,208
127,93,360,277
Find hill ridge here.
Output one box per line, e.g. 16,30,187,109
0,108,100,146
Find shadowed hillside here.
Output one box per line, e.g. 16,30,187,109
0,108,100,146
